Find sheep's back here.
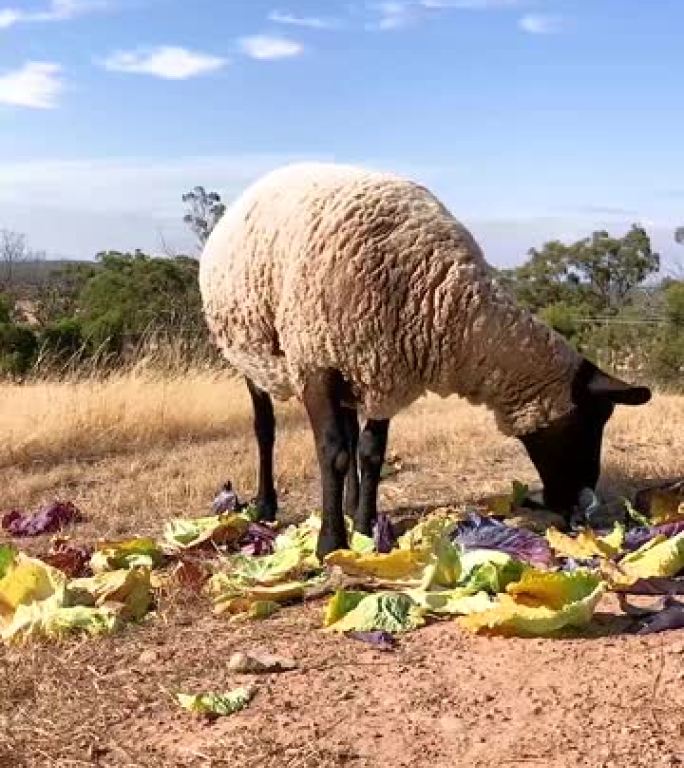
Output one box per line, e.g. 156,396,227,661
200,162,488,415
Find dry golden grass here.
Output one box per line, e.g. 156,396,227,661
1,371,681,541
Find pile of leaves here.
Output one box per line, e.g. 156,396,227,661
0,480,682,646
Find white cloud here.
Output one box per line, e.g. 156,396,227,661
0,0,104,29
0,8,20,28
101,46,227,79
519,13,566,34
239,35,304,60
0,61,63,109
268,10,341,29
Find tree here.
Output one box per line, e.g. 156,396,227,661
78,250,205,353
182,187,226,250
502,240,586,312
568,225,659,309
0,229,29,288
675,226,684,245
649,280,684,389
506,225,659,314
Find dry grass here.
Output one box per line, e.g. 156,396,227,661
1,371,682,539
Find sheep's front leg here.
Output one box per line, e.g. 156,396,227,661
355,419,390,536
245,377,278,522
343,407,360,518
303,370,350,560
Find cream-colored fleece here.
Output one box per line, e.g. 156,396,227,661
199,163,581,436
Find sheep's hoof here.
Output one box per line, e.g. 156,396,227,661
253,496,278,523
316,529,349,561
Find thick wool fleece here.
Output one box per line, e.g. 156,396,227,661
199,163,581,436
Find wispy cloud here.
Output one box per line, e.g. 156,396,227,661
369,0,524,31
101,46,227,79
268,10,341,29
0,61,63,109
518,13,567,34
0,0,104,29
239,35,304,60
420,0,521,8
371,2,417,30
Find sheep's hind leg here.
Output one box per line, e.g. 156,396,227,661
343,407,360,519
355,419,390,536
302,370,350,559
245,377,278,522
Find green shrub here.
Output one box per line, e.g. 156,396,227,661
0,323,38,376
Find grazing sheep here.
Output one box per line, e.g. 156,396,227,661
199,163,651,558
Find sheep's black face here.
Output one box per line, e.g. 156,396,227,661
519,360,651,515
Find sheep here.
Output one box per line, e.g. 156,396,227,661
199,162,652,559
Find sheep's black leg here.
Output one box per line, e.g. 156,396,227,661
355,418,390,536
302,370,350,559
245,377,277,522
343,407,360,518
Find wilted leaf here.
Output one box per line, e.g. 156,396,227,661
2,501,81,537
451,513,552,567
636,601,684,634
624,521,684,552
458,569,604,637
546,523,624,560
634,482,684,525
616,577,684,595
373,513,396,554
211,481,240,514
324,549,427,582
67,568,152,621
177,687,254,717
226,547,309,585
346,630,397,650
210,572,305,616
90,538,164,573
164,513,249,551
239,522,278,556
397,511,463,551
2,603,121,643
41,538,93,578
408,588,494,616
246,600,281,619
0,554,66,622
615,532,684,584
324,589,367,626
324,591,425,633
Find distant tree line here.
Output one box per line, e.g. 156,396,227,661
0,191,681,389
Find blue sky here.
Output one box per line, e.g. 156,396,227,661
0,0,683,268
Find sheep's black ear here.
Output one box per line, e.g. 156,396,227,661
586,368,652,406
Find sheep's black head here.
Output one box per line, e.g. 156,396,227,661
519,359,651,515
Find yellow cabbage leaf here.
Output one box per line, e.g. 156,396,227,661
324,549,428,582
613,531,684,584
546,523,624,560
458,569,605,637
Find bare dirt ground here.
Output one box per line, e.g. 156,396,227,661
1,373,682,767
